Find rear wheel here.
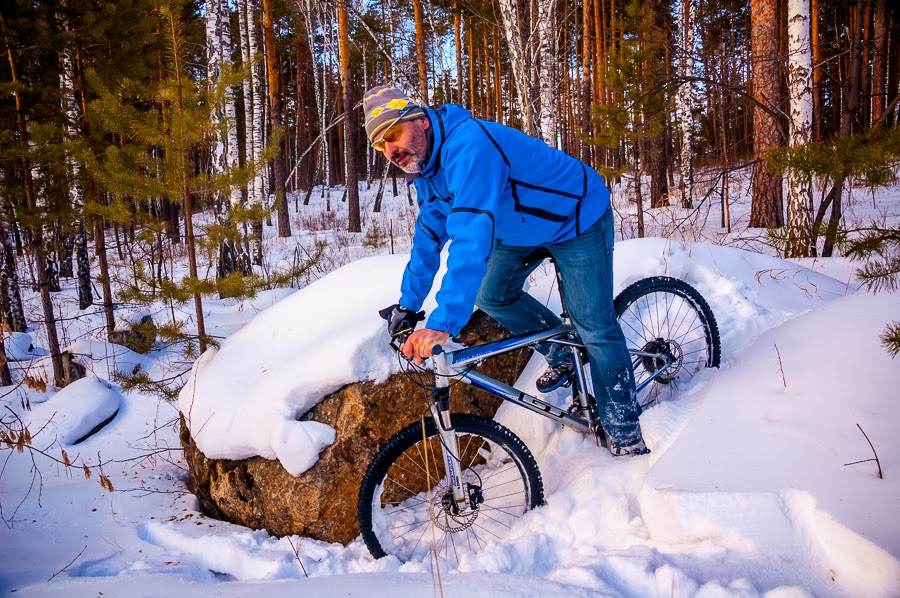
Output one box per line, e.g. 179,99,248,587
358,414,544,566
615,276,721,407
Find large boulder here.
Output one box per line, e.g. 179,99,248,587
181,310,532,544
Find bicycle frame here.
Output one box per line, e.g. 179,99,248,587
431,324,675,433
424,324,676,510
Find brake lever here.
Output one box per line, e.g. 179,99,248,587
389,330,412,355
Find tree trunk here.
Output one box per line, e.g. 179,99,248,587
92,211,115,338
262,0,292,238
454,2,465,107
163,6,208,354
1,219,26,333
75,221,91,310
677,0,695,208
536,0,557,145
785,0,814,258
239,0,265,264
497,0,533,134
871,0,888,124
413,0,428,101
811,0,822,141
338,0,361,233
821,1,864,257
207,0,250,283
749,0,784,228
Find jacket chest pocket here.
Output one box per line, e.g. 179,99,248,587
423,172,453,205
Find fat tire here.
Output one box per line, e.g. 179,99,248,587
358,414,544,563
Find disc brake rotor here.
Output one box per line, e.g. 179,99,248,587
431,484,479,533
641,338,684,384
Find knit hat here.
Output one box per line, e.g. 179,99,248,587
363,85,426,145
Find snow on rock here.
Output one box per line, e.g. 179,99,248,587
64,340,153,380
27,377,122,445
3,331,45,361
178,254,418,476
114,306,152,329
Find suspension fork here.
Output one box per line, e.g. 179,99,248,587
431,351,468,512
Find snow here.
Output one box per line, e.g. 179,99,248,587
26,377,122,446
2,182,899,597
2,331,44,361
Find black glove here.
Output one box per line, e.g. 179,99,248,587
378,304,425,338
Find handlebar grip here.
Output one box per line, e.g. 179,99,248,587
432,345,443,355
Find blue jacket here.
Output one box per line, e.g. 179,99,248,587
399,104,611,336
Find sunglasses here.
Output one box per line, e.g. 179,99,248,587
370,104,418,152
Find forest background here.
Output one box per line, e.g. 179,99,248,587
0,0,898,398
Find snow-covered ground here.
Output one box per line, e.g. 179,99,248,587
2,176,899,597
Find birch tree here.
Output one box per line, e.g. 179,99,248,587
784,0,814,258
497,0,533,134
206,0,251,281
239,0,265,261
536,0,558,146
60,46,93,310
676,0,695,208
1,216,26,333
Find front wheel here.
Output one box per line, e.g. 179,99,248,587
615,276,721,407
358,414,544,566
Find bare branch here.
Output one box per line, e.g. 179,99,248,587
844,423,883,479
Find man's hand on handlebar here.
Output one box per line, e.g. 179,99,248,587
401,329,450,366
379,304,448,365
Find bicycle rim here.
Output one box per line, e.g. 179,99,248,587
358,415,543,566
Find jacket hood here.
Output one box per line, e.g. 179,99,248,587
420,104,473,177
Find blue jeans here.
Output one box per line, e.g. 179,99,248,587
475,208,642,447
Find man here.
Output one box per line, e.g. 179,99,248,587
364,85,646,456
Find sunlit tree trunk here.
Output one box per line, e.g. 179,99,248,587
262,0,292,237
749,0,784,228
785,0,814,258
811,0,822,141
413,0,428,101
871,0,888,124
580,2,592,164
338,0,361,233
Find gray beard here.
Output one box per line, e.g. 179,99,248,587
392,154,423,174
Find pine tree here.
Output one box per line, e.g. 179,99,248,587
83,0,275,356
591,0,672,228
